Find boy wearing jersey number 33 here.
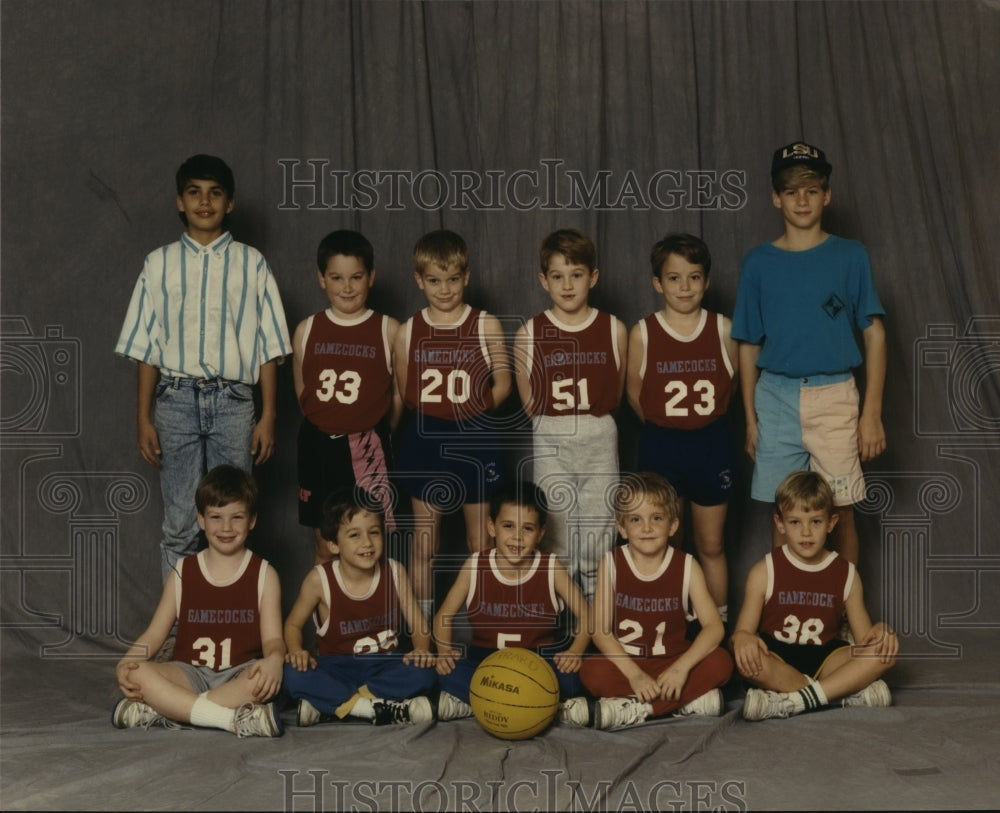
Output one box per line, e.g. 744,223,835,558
293,230,401,565
731,471,897,720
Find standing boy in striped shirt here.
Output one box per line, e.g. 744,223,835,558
116,155,291,581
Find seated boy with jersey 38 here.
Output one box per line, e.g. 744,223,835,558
731,470,898,720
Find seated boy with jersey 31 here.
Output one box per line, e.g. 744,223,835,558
731,470,898,720
112,465,285,737
281,488,436,726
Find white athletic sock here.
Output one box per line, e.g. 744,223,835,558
348,697,375,720
190,694,236,732
418,599,433,620
793,679,828,712
717,605,728,624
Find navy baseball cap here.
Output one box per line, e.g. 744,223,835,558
771,142,833,177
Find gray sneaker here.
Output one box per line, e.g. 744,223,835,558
557,696,590,727
372,696,433,725
842,679,892,708
112,698,164,730
742,688,797,721
437,691,473,721
233,702,284,737
594,697,653,730
675,688,724,717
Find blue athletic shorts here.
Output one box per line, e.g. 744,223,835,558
636,418,736,506
752,371,864,506
396,412,505,507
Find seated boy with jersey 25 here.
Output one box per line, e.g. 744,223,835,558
281,488,436,726
433,480,592,727
731,470,898,720
112,465,285,737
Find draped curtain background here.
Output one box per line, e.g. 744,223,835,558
3,0,999,684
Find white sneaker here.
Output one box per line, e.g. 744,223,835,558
675,688,724,717
594,697,652,730
112,698,164,730
233,702,284,737
372,696,433,725
557,696,590,727
742,688,797,721
297,698,335,727
842,679,892,708
437,691,473,721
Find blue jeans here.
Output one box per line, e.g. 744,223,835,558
154,377,255,580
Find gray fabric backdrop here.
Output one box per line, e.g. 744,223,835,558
3,0,999,690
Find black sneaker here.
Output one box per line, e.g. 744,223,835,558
371,697,433,725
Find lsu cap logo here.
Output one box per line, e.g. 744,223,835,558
771,141,833,177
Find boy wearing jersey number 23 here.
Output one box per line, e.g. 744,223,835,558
626,233,737,623
731,471,897,720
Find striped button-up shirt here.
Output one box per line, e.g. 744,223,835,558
116,232,291,383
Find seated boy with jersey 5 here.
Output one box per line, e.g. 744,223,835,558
113,465,285,737
433,480,591,727
581,472,733,729
282,488,436,726
731,470,898,720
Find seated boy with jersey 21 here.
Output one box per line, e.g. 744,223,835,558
731,470,898,720
281,488,436,726
581,472,733,729
112,465,285,737
433,480,592,727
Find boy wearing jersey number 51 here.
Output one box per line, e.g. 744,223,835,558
293,230,401,565
514,228,628,601
626,233,737,623
393,230,512,618
731,471,897,720
112,466,284,737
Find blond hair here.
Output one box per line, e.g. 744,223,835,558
774,470,834,518
613,472,681,524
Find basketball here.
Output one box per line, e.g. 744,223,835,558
469,647,560,740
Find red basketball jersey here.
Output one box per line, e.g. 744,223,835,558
466,549,561,651
314,558,403,656
173,550,265,671
759,545,854,647
523,309,622,417
606,545,691,658
638,309,734,429
403,306,495,420
298,309,393,435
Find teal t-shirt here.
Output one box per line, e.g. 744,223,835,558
731,235,884,377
